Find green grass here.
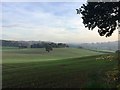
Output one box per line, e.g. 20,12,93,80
2,47,117,88
2,48,104,64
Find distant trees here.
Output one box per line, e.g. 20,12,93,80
79,41,118,51
2,40,29,48
31,43,44,48
57,43,69,48
19,45,27,49
78,46,83,49
30,42,69,52
2,40,19,47
116,50,120,53
30,42,69,48
18,43,28,49
2,40,69,52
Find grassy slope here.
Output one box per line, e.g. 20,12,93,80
2,48,117,88
2,48,104,64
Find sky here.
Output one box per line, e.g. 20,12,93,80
1,1,118,44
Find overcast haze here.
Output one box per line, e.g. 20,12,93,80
1,2,118,44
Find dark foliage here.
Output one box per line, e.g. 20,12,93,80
116,50,120,53
2,40,19,47
57,43,69,48
31,42,69,48
1,40,69,48
31,43,45,48
77,2,119,37
19,45,27,49
45,44,53,52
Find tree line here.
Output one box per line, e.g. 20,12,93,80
1,40,69,49
30,42,69,48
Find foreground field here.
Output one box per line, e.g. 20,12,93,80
2,48,117,88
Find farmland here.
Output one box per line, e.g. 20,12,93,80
2,47,117,88
2,47,105,64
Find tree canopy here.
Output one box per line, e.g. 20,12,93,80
77,2,119,37
45,44,53,52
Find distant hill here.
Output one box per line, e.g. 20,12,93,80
0,40,119,51
68,41,119,51
78,41,119,51
0,40,69,48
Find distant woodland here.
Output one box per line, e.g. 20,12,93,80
0,40,119,51
1,40,69,48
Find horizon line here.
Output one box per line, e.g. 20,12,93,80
0,39,119,44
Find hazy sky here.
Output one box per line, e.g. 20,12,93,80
1,1,118,44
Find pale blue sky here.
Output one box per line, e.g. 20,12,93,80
1,2,118,43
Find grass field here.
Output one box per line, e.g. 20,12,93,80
2,47,105,64
2,47,118,88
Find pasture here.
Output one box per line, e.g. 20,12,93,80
2,47,117,88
